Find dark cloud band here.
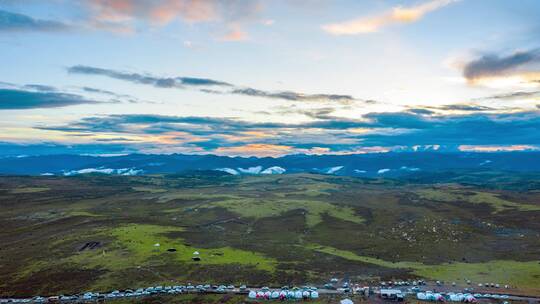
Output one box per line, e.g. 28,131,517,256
0,10,69,32
68,65,233,88
0,88,100,110
463,49,540,80
36,110,540,152
67,65,359,104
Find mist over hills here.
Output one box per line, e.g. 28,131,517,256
1,152,539,177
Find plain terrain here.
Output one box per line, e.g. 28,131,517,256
1,173,539,297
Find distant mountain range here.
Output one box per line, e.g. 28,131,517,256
1,152,540,177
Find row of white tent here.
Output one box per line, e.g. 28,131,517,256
417,292,476,302
248,290,319,300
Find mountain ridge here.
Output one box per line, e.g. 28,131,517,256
1,152,540,176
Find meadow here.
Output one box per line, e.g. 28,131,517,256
1,173,539,297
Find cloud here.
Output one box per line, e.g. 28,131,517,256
82,86,122,96
84,0,263,38
463,49,540,81
415,104,495,112
0,88,102,110
68,65,361,104
407,108,435,115
437,104,494,111
479,90,540,101
219,25,248,41
459,145,540,152
35,110,540,156
23,84,58,92
0,142,134,156
0,9,70,32
215,143,293,157
68,65,232,88
230,88,356,103
322,0,459,35
460,49,540,89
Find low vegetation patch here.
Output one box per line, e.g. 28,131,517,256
415,188,540,213
310,244,540,290
206,198,364,227
72,224,277,272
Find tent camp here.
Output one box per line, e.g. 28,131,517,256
433,293,445,301
380,289,404,301
449,293,464,302
464,294,477,303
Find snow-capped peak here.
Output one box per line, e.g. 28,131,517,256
215,168,239,175
63,167,143,176
237,166,263,174
261,166,286,174
326,166,344,174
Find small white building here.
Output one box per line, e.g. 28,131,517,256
380,289,404,301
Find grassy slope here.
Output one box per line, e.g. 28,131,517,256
308,245,540,291
416,188,540,213
1,174,539,296
208,198,364,227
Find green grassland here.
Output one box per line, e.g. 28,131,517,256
206,198,364,227
308,244,540,290
415,188,540,213
1,173,539,297
9,187,50,194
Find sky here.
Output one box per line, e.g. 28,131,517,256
1,0,540,157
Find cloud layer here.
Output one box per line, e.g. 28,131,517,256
460,48,540,90
68,65,233,88
322,0,458,35
0,9,69,32
463,49,540,81
84,0,262,38
35,109,540,156
0,1,263,39
68,65,360,104
0,88,99,110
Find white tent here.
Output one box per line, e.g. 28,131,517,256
340,299,354,304
294,291,303,299
449,293,464,302
271,291,279,299
302,291,310,298
434,293,445,301
464,294,477,303
311,291,319,299
417,292,427,300
248,291,256,299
